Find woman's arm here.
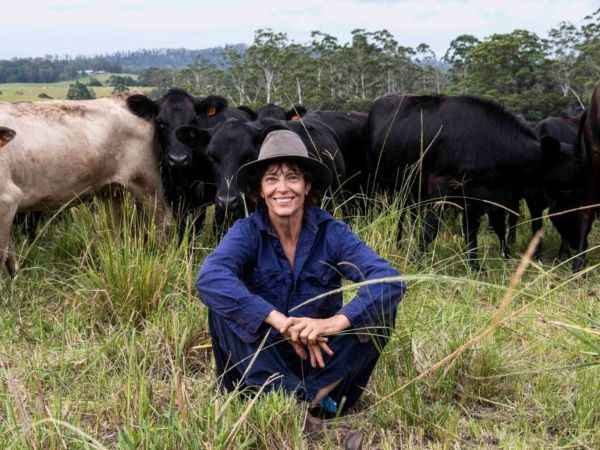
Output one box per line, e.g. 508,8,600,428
333,221,407,332
285,221,406,347
196,220,276,343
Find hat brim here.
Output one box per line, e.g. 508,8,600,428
237,154,332,198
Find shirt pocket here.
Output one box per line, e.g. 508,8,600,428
294,265,341,318
250,269,288,311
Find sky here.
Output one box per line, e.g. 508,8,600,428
0,0,597,59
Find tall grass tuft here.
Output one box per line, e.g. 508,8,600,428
68,195,185,327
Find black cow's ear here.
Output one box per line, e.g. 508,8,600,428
0,126,16,148
286,105,307,121
237,105,258,120
195,95,229,117
127,95,159,120
541,136,562,163
175,125,212,149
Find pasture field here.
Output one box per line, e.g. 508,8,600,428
0,195,599,449
0,74,150,102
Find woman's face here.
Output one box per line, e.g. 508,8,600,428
260,162,310,222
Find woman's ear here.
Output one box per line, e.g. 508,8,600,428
305,182,311,195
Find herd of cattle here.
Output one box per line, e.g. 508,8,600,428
0,82,599,278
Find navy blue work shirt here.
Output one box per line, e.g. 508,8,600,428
196,206,406,343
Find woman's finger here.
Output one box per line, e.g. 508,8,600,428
319,341,334,356
299,327,312,345
308,345,316,368
291,342,307,360
312,345,325,368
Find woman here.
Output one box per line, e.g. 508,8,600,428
196,130,406,440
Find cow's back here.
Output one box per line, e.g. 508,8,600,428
0,97,157,211
368,93,542,183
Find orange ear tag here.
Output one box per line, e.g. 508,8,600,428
207,105,217,117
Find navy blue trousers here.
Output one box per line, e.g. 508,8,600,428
208,310,390,413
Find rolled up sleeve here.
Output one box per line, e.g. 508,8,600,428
334,222,407,331
196,220,275,343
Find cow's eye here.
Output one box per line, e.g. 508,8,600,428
206,155,215,163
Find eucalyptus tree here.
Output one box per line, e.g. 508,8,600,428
245,28,289,104
443,34,479,93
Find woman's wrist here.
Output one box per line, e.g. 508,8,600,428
324,314,351,334
265,309,287,330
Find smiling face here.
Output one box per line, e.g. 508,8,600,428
260,162,311,223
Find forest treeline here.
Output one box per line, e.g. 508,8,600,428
1,8,598,119
0,45,246,83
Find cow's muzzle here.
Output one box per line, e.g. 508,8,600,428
168,153,191,168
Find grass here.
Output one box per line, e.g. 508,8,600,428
1,193,599,449
0,74,151,102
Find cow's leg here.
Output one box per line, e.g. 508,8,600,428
419,205,442,254
525,194,545,260
418,172,446,254
126,182,172,240
556,238,571,262
573,208,593,272
0,182,22,277
488,208,510,259
506,197,520,247
462,204,484,271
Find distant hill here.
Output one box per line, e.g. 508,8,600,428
101,45,247,70
0,45,247,83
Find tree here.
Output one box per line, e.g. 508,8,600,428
443,34,479,92
245,29,289,103
66,81,95,100
310,31,343,107
576,7,600,91
464,30,550,97
87,77,103,87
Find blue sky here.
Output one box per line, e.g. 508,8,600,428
0,0,597,59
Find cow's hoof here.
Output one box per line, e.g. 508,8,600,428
572,258,585,272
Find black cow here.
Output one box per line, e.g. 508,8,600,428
175,116,345,227
529,116,581,260
566,82,600,271
367,93,581,269
127,89,252,235
304,111,369,201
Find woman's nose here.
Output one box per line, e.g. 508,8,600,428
275,178,289,191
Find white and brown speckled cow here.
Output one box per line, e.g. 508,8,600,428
0,96,171,277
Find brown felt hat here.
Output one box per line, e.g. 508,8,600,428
236,130,332,194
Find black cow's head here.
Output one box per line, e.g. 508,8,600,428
257,104,307,122
0,126,16,149
175,118,288,225
539,136,584,193
127,90,229,169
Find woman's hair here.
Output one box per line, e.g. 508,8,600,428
245,160,323,208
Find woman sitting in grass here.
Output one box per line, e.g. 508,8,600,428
196,130,406,449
